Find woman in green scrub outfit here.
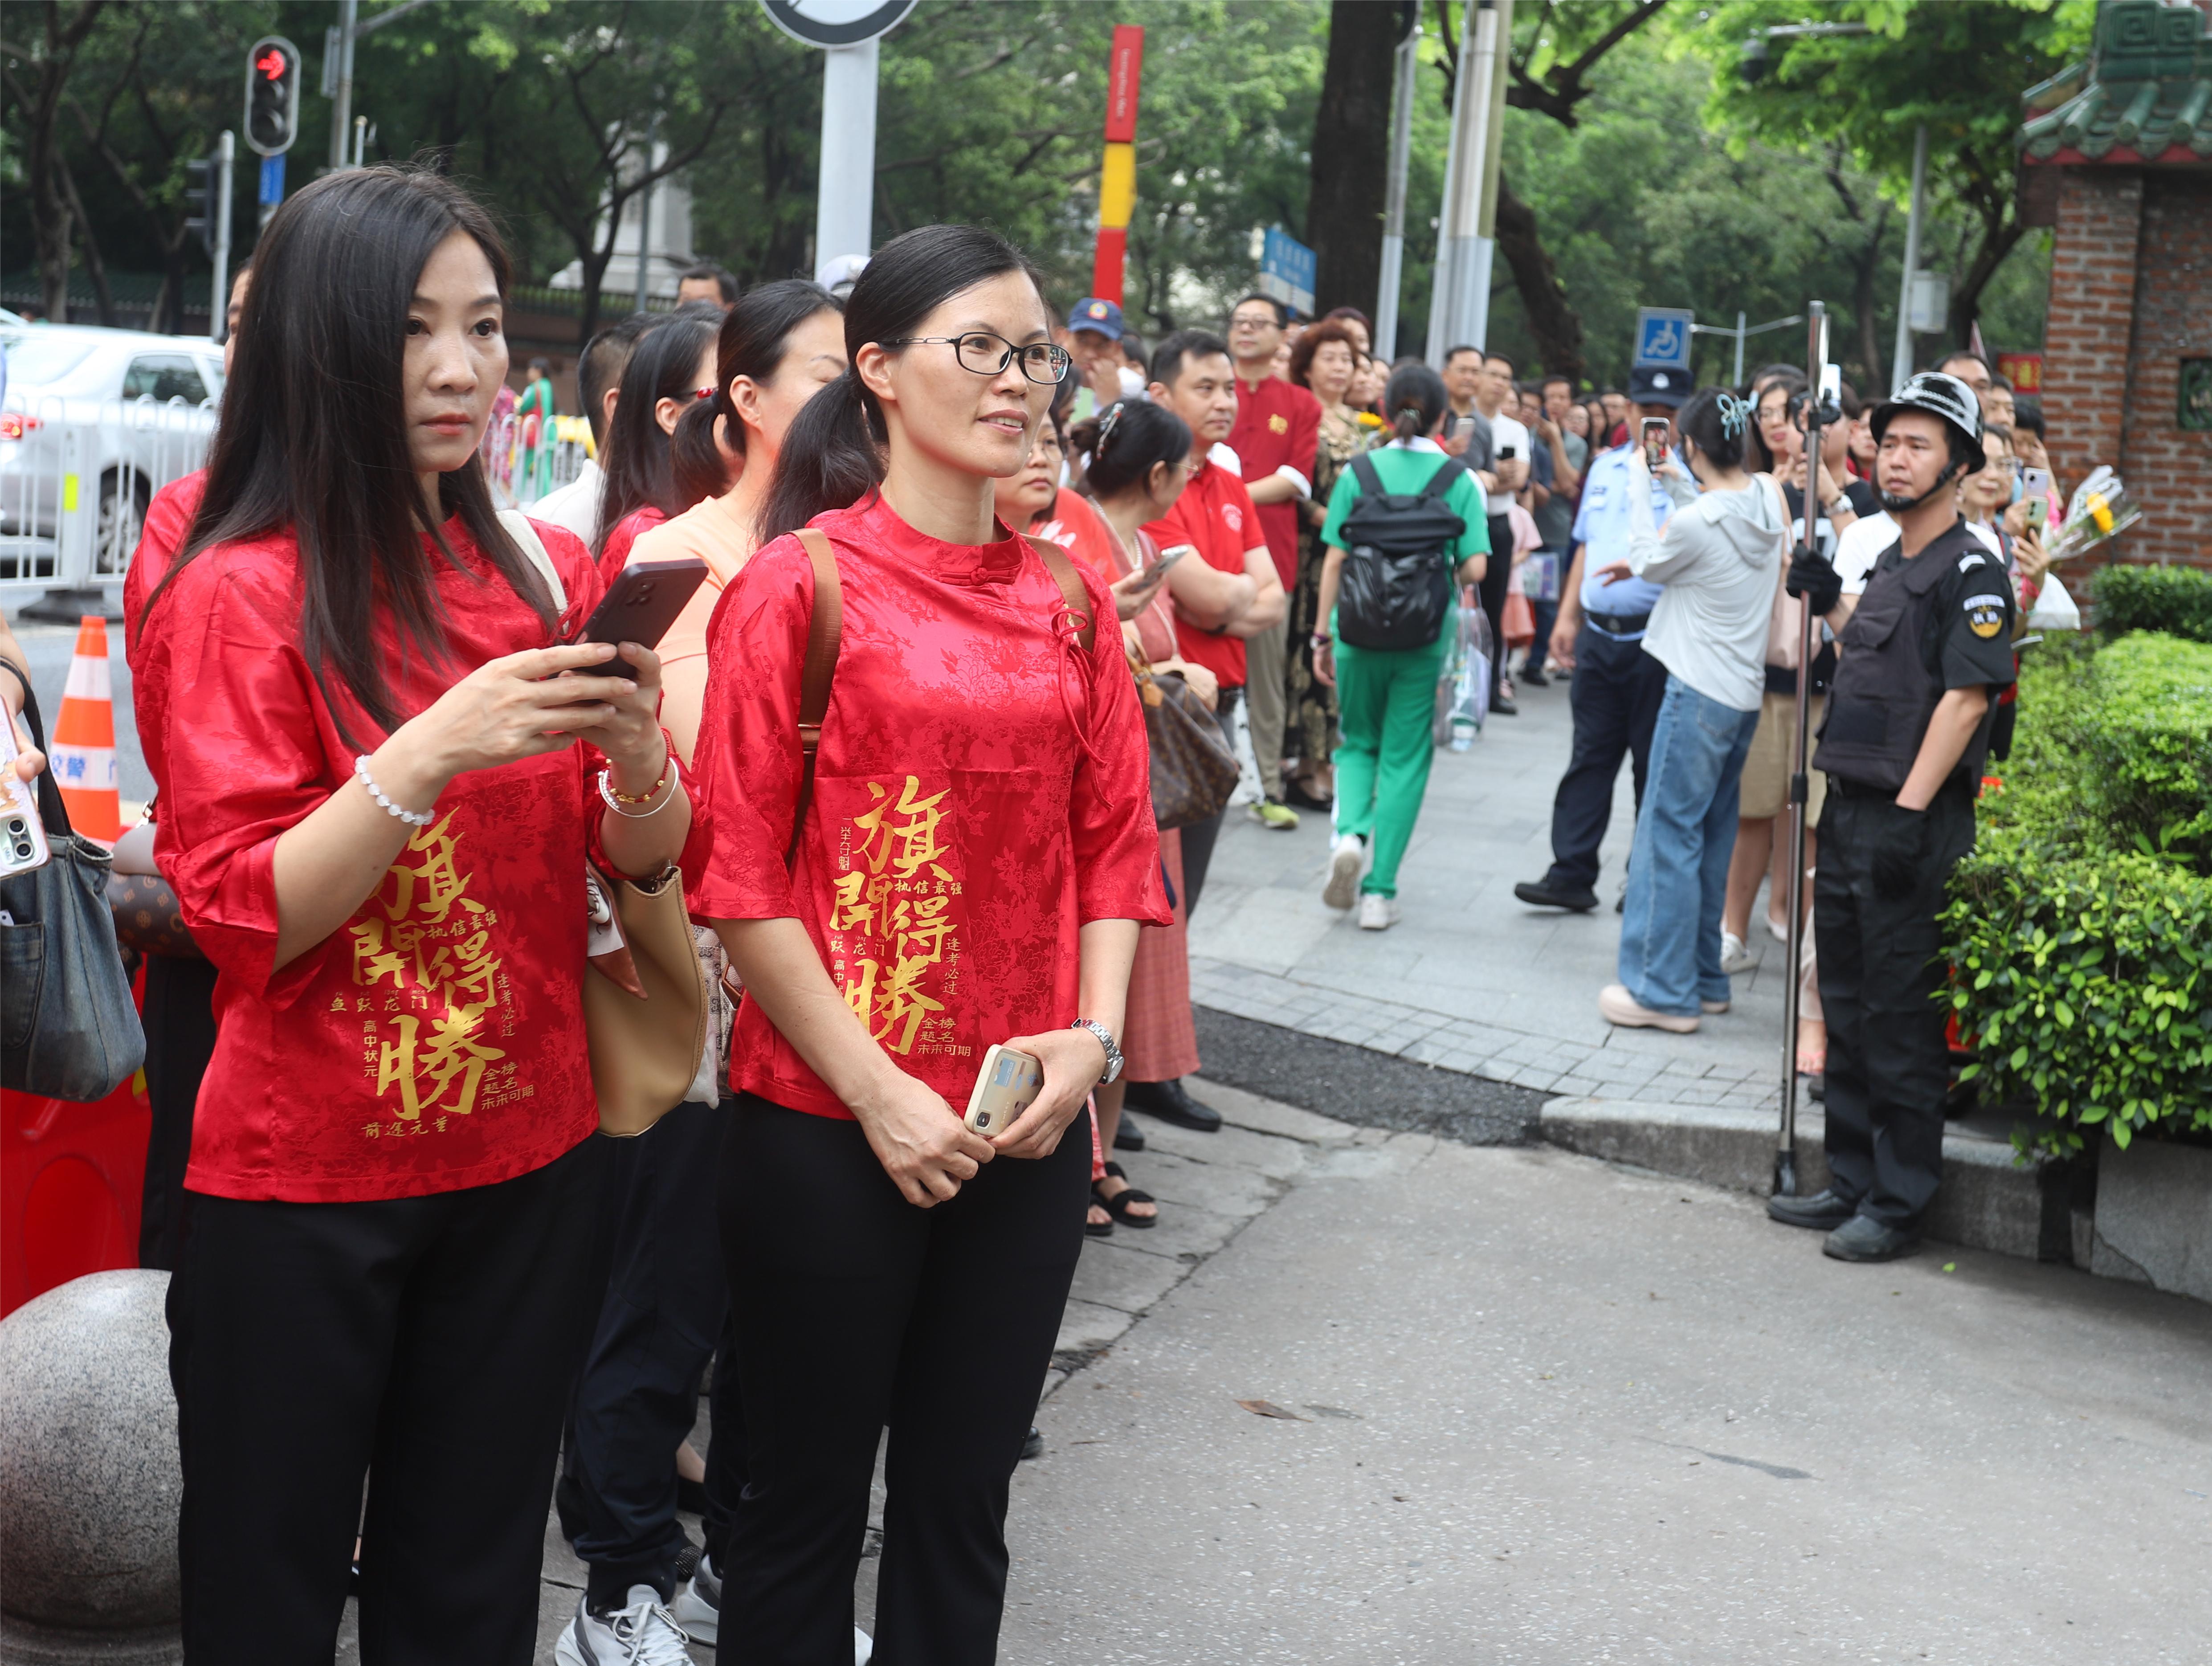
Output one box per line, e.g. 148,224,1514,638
1312,364,1490,931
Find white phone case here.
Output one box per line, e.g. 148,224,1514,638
963,1043,1043,1135
0,717,51,879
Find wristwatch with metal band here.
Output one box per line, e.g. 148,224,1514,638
1070,1019,1123,1084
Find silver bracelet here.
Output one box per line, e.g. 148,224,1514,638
598,753,681,818
354,755,436,827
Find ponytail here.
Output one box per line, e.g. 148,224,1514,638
1382,362,1449,445
760,368,883,543
670,393,734,510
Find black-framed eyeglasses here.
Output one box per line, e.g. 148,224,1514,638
880,332,1072,385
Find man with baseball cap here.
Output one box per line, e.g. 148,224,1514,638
1767,371,2015,1263
1064,296,1143,417
1514,364,1689,913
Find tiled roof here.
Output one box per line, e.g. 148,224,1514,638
2021,0,2212,166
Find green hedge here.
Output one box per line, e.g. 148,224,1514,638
1942,633,2212,1154
2093,562,2212,646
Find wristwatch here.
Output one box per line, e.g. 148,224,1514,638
1310,633,1333,649
1070,1019,1123,1084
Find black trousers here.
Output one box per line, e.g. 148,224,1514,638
1479,515,1513,698
556,1096,732,1608
138,953,219,1271
167,1135,605,1664
1541,623,1669,891
716,1095,1090,1666
1815,781,1977,1226
1174,682,1243,923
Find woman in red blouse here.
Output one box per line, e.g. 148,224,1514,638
686,224,1167,1661
135,167,692,1661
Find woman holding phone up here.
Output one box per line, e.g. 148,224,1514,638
687,223,1165,1662
135,166,690,1659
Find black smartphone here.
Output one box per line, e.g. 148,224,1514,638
1497,445,1516,461
570,558,710,649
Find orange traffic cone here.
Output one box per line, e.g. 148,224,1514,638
50,615,122,845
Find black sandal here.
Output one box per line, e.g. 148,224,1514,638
1093,1162,1158,1229
1085,1196,1115,1237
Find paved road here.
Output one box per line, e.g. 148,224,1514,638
1189,672,1798,1113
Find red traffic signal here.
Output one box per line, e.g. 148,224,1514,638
244,35,300,157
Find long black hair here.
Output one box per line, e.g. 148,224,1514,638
760,224,1047,543
152,164,553,748
595,311,719,551
1384,363,1449,443
1070,399,1191,501
669,279,842,507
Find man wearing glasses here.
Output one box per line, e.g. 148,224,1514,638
1224,294,1321,829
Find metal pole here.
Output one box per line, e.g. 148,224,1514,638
815,40,881,283
211,130,234,344
1375,22,1420,360
1424,0,1479,364
1733,309,1746,387
330,0,357,172
1776,299,1831,1200
1430,0,1500,361
633,117,659,315
1890,124,1927,396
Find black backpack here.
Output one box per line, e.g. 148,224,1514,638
1335,450,1470,651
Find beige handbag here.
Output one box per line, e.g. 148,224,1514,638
502,510,710,1138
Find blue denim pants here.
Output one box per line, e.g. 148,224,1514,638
1618,675,1761,1016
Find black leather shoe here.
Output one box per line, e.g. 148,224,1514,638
1122,1078,1221,1132
1513,878,1599,912
1020,1426,1044,1462
1112,1114,1145,1152
1492,690,1519,715
1823,1214,1921,1262
1520,667,1550,687
1767,1187,1855,1230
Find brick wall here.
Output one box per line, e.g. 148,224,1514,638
2041,166,2212,575
2118,172,2212,569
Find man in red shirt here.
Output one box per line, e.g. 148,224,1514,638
1136,328,1284,1134
1224,293,1321,829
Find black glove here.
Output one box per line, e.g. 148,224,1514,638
1786,543,1842,616
1869,805,1929,901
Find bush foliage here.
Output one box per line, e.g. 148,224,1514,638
2092,563,2212,647
1942,633,2212,1154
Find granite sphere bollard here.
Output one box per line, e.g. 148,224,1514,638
0,1270,181,1636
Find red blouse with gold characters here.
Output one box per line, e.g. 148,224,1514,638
684,492,1169,1122
133,516,614,1204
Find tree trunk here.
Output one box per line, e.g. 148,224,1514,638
1492,170,1584,384
55,154,114,327
1949,214,2025,352
1306,0,1400,319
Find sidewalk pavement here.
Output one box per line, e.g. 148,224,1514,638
1188,673,1798,1114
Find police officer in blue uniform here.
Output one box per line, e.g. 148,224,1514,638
1767,372,2016,1262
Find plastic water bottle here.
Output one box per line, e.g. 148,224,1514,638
1449,716,1476,752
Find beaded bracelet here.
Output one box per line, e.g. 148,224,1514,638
354,755,435,828
598,753,680,819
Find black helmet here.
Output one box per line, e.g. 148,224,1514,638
1869,370,1983,511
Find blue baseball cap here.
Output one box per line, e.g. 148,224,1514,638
1067,298,1125,341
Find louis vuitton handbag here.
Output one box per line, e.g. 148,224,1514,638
1128,646,1240,831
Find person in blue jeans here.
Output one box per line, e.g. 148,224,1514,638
1597,387,1789,1032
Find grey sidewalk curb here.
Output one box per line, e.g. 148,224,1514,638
1539,1096,2080,1263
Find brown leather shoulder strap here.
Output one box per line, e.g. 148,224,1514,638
787,528,843,870
1023,533,1097,655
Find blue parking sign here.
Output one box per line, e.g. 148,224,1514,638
1633,307,1694,371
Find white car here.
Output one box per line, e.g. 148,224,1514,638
0,324,225,587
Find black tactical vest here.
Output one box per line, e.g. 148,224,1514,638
1813,522,1999,794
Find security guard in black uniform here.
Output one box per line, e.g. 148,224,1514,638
1767,372,2015,1262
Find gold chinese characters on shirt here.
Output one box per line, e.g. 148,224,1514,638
826,775,967,1059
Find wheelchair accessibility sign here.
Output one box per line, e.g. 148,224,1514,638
1633,307,1694,371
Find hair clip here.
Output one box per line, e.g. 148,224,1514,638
1096,401,1124,453
1716,393,1752,438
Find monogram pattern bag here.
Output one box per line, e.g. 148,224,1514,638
1128,647,1239,830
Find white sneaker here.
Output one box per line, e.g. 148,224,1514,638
555,1584,695,1666
1323,836,1365,911
1720,931,1756,974
671,1553,721,1644
1356,892,1400,931
855,1627,875,1665
1597,982,1699,1033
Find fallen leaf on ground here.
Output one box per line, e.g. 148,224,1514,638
1236,1398,1308,1421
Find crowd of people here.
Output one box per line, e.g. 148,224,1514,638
0,156,2076,1664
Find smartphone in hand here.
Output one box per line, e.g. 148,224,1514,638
0,716,50,878
963,1043,1043,1135
1640,418,1670,470
569,558,710,650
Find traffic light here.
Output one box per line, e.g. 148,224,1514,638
184,153,219,258
244,35,301,156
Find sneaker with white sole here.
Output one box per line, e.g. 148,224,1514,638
1720,930,1756,974
855,1628,875,1665
1356,892,1400,931
555,1584,695,1666
1322,836,1365,911
1597,982,1699,1033
671,1553,721,1645
1250,800,1300,830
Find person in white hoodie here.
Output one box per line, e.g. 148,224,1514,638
1596,388,1788,1032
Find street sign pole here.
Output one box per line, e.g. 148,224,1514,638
815,40,880,284
1375,17,1420,359
211,130,234,344
1426,0,1500,363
